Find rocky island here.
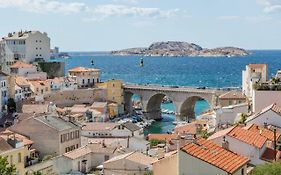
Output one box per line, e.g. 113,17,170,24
111,41,249,57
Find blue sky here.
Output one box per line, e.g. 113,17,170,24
0,0,281,51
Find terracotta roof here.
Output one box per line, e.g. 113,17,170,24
15,76,30,87
148,133,177,142
0,129,33,146
174,123,200,135
82,122,118,131
246,103,281,123
248,64,267,69
10,61,34,69
261,147,281,162
245,124,281,142
68,67,100,73
181,138,249,174
208,127,235,140
219,91,246,100
0,138,13,154
29,80,49,88
227,126,267,148
22,104,49,114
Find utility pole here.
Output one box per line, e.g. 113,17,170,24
274,128,277,162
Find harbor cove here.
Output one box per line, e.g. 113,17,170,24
52,50,281,134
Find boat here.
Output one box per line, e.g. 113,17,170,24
172,121,188,126
91,59,94,66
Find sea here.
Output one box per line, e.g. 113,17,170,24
51,50,281,134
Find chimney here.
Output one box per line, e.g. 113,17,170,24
222,136,229,150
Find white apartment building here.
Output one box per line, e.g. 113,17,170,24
68,67,101,88
0,71,8,111
242,64,268,99
0,31,50,74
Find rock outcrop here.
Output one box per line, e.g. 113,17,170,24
112,41,249,57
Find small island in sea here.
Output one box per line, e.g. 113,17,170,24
111,41,249,57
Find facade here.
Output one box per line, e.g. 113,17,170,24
215,103,248,126
10,113,81,157
103,151,156,175
0,129,34,175
10,61,47,80
152,151,178,175
242,64,268,99
48,77,77,91
252,90,281,112
0,71,8,111
97,79,125,115
15,76,32,99
208,126,268,165
53,142,123,174
246,103,281,128
0,31,50,74
219,91,247,107
29,80,51,101
68,67,101,88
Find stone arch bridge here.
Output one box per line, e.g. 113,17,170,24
124,84,227,121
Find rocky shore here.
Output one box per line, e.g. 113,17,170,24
111,41,249,57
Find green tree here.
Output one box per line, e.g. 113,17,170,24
250,161,281,175
33,171,43,175
239,113,248,124
199,130,209,139
7,98,16,113
149,139,166,147
0,156,16,175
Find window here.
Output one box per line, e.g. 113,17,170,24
78,161,80,171
76,144,79,148
88,79,90,84
61,135,64,143
104,155,109,161
18,153,21,163
82,79,85,84
241,168,244,175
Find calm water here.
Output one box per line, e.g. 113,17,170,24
52,50,281,133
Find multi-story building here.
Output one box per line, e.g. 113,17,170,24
0,71,8,111
242,64,268,99
0,31,50,74
68,67,100,88
10,61,47,80
97,79,125,115
10,113,81,157
48,77,77,91
29,80,51,101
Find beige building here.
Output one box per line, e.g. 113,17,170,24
219,90,247,107
10,61,47,80
153,139,249,175
0,31,50,74
68,67,100,88
29,80,51,101
10,113,81,157
103,151,156,175
242,64,268,99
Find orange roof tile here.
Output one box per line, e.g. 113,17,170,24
227,126,267,148
68,67,100,73
219,91,246,100
245,124,281,142
10,61,34,69
148,133,177,142
174,123,200,135
181,138,249,174
15,76,30,87
0,129,33,146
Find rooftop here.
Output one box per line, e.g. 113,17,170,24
22,104,49,114
181,138,249,174
244,124,281,142
35,114,79,131
248,64,267,70
15,76,30,87
174,122,201,135
261,147,281,162
0,138,13,154
246,103,281,123
148,133,177,142
0,129,33,146
68,67,100,73
219,91,246,100
122,122,141,132
3,31,47,40
10,61,34,69
82,122,118,131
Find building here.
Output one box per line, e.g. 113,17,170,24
91,102,109,122
68,67,100,88
48,77,77,91
153,139,249,175
219,91,247,107
10,61,47,80
0,71,8,111
215,103,249,126
29,80,51,101
242,64,268,99
15,76,32,99
9,113,81,157
208,125,270,165
0,129,34,175
103,151,156,175
246,103,281,128
252,89,281,112
97,79,125,115
53,142,126,174
0,31,50,74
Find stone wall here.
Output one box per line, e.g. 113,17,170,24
38,62,65,78
44,88,107,107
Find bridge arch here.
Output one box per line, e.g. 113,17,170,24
178,96,211,121
124,91,143,115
